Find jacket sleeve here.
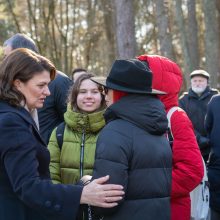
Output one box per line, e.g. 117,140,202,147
0,113,83,220
92,126,130,215
171,110,204,198
48,128,62,184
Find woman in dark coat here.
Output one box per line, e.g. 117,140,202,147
91,59,172,220
0,48,124,220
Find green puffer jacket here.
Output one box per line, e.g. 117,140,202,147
48,104,105,184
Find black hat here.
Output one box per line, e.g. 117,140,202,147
91,59,166,95
190,70,210,79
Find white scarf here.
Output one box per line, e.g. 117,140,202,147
24,105,40,130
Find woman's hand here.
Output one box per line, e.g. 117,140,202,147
80,175,124,208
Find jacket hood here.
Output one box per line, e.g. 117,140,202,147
138,55,183,110
64,104,105,133
104,94,168,135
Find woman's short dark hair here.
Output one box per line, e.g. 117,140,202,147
0,48,56,107
68,73,106,112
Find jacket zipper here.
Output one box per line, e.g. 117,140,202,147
80,130,85,178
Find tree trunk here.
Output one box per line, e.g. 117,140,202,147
216,0,220,63
174,0,193,86
187,0,200,69
155,0,175,59
203,0,220,88
6,0,21,32
100,0,116,63
114,0,136,59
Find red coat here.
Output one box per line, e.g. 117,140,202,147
138,55,204,220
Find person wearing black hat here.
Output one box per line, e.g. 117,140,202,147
90,59,172,220
179,69,219,163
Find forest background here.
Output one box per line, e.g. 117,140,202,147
0,0,219,92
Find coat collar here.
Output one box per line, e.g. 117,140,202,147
104,94,168,135
64,104,105,133
188,86,211,99
0,101,46,146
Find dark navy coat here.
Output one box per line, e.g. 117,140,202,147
92,95,172,220
0,101,83,220
205,94,220,212
179,87,218,161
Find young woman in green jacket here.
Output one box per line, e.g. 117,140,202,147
48,73,106,184
48,73,106,219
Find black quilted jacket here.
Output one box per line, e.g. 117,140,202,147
92,94,172,220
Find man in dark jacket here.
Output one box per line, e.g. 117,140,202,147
205,94,220,220
179,70,218,162
91,59,172,220
3,33,72,144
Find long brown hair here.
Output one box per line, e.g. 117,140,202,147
68,73,106,112
0,48,56,107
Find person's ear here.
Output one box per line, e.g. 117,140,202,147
13,79,22,90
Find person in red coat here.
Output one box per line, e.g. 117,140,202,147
138,54,204,220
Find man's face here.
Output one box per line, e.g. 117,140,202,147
3,45,13,58
191,76,208,94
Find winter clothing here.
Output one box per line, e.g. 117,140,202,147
48,104,105,184
91,59,166,95
0,101,83,220
38,71,72,144
205,94,220,213
138,54,204,220
179,87,218,161
92,94,172,220
210,209,220,220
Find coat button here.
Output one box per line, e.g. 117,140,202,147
54,204,61,211
45,201,52,207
